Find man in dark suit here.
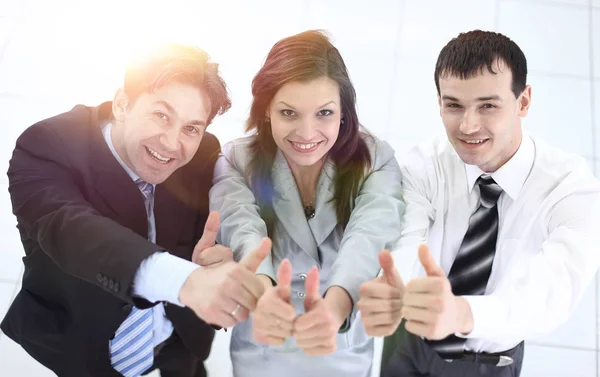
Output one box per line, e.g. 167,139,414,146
1,44,271,377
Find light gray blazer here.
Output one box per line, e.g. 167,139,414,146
209,133,404,377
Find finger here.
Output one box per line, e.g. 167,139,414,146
360,310,402,327
302,345,336,357
253,330,286,346
240,238,272,272
401,306,437,325
404,320,433,339
229,268,266,311
195,211,220,252
256,290,297,323
365,324,400,337
403,292,441,311
405,277,450,294
359,280,401,300
303,266,320,311
276,259,292,302
418,244,444,277
195,245,232,266
254,318,294,338
295,333,333,349
357,297,403,315
294,306,326,333
222,278,257,316
379,250,404,289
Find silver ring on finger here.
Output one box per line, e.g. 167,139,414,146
231,303,242,318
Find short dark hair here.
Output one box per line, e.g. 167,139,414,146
434,30,528,98
123,43,231,125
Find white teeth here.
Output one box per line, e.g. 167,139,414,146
465,140,486,144
146,147,171,163
292,141,320,150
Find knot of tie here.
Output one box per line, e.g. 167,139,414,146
476,175,503,209
135,179,154,200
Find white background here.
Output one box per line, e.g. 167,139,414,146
0,0,599,376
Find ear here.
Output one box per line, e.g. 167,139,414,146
517,85,532,117
112,88,129,122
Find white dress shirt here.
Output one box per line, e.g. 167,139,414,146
392,132,600,353
102,123,199,347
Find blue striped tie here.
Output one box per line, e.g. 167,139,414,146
110,180,155,376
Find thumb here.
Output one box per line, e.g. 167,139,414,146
379,250,404,289
303,266,320,311
194,211,220,251
276,259,292,302
240,238,272,272
418,244,444,277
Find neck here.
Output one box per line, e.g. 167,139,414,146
288,158,325,204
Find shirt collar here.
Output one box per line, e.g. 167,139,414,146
464,133,534,200
102,122,141,183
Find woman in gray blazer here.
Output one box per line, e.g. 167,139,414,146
210,30,405,377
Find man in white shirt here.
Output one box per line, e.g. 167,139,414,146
357,30,600,377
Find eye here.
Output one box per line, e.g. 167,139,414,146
280,109,296,117
446,103,461,109
153,111,169,121
482,103,496,109
184,125,200,134
318,109,333,116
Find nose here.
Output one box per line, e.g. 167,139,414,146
294,119,319,141
459,109,482,135
159,127,181,153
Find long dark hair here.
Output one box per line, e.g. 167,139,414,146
245,30,371,235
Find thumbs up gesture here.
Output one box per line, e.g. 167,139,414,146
252,259,297,345
179,234,273,329
402,244,473,340
293,267,343,356
191,211,232,267
357,250,404,337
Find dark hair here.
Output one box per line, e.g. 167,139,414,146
245,30,371,235
434,30,527,98
123,43,231,125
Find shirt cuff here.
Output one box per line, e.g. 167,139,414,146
455,295,505,339
133,252,200,306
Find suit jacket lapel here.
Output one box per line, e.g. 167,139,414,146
309,160,338,247
271,149,319,262
89,103,148,238
154,171,192,252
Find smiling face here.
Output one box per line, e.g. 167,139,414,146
438,59,531,172
111,82,211,184
267,76,342,170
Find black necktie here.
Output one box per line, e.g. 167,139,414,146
426,175,503,359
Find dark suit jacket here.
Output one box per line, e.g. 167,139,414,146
1,102,220,377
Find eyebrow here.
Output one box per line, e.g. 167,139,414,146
155,100,206,127
441,95,502,102
276,100,338,109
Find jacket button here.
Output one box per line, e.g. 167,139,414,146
298,273,307,280
108,280,114,290
102,276,109,286
96,273,103,283
114,282,120,292
122,304,132,312
297,292,306,298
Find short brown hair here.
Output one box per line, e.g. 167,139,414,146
123,43,231,125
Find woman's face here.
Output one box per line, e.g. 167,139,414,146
267,76,342,168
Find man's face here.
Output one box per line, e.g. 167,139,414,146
438,60,531,172
111,82,211,184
